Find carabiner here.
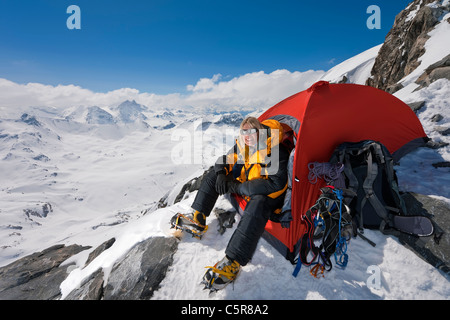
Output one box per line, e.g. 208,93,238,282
310,264,325,278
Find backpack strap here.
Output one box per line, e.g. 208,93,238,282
343,152,359,200
297,207,319,266
360,150,392,233
377,144,408,216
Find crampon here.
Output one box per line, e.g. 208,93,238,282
201,257,240,293
170,212,208,240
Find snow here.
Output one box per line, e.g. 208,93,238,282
405,1,422,23
319,44,382,85
394,79,450,197
1,10,450,300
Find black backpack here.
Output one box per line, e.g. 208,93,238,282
329,140,407,234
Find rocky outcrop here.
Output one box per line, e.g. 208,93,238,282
0,244,90,300
400,192,450,274
366,0,450,93
173,167,213,204
0,237,178,300
415,53,450,89
103,237,178,300
64,236,178,300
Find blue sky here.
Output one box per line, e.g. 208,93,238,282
0,0,411,94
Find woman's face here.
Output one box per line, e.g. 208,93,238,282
240,123,258,147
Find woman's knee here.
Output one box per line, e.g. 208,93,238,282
244,195,270,219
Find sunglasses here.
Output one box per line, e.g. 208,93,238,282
240,128,258,135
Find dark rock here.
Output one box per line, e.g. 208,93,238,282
1,236,178,300
23,203,53,219
161,122,175,130
103,237,178,300
85,238,116,266
385,82,404,94
426,139,449,149
435,126,450,136
65,268,104,300
32,154,50,162
401,192,450,274
20,114,41,126
173,167,213,204
0,244,91,300
338,75,348,84
431,114,444,123
416,54,450,89
407,101,426,113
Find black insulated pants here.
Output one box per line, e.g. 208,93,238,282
191,169,283,266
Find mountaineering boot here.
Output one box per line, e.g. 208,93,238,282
193,210,207,226
170,210,208,239
202,256,241,292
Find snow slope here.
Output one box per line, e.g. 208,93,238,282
60,191,450,300
319,44,382,85
1,10,450,300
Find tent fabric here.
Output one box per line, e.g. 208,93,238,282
258,81,428,263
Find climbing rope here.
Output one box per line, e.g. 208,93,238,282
308,162,345,188
333,189,349,269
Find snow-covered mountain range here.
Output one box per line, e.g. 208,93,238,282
0,0,449,300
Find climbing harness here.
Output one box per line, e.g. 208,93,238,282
294,186,353,278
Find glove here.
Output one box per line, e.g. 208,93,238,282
226,181,241,195
215,173,228,195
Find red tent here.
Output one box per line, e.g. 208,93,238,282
258,81,428,262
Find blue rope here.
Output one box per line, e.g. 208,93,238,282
333,189,349,269
334,238,348,268
292,260,302,277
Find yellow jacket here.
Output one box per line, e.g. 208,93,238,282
215,119,289,199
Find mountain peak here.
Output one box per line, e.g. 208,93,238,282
118,99,140,107
19,113,41,126
116,100,148,123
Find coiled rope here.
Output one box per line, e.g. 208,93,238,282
308,162,345,188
